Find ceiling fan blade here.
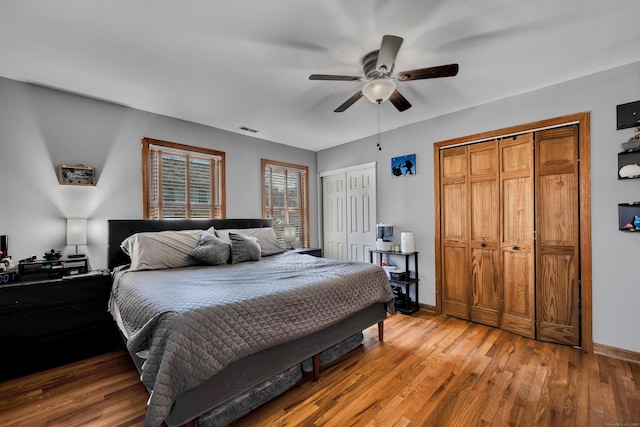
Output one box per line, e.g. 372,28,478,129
376,35,403,75
396,63,459,81
334,91,364,112
309,74,362,81
389,90,412,112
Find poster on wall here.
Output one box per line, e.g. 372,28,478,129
391,154,416,177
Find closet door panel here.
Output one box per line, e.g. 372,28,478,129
536,126,580,345
440,147,469,319
469,141,499,327
470,144,498,175
346,169,376,262
502,177,533,244
443,183,467,240
470,246,499,326
501,249,535,337
442,149,467,178
500,134,535,339
501,141,530,173
538,174,575,246
442,245,469,318
470,181,497,241
322,173,347,260
469,178,499,326
538,251,577,344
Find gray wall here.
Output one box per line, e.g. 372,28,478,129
318,61,640,353
1,58,639,354
0,77,318,270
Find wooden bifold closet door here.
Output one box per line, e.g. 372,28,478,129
438,126,580,346
440,146,470,319
535,126,580,345
468,141,500,328
499,134,535,339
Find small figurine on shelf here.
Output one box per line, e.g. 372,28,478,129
43,249,62,261
621,127,640,151
625,216,640,231
0,251,16,273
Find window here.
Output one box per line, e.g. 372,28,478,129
142,137,225,219
262,159,309,247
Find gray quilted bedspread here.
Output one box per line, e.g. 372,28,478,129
110,252,394,427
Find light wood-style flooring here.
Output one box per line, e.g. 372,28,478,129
1,311,638,426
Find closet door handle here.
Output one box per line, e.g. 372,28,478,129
513,245,519,250
480,243,487,248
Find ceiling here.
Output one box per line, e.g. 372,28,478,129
2,0,639,152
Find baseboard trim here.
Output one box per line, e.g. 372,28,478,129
418,303,437,314
593,342,640,364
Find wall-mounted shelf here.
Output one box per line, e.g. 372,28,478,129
618,202,640,232
618,149,640,179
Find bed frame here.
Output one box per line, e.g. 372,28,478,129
107,219,388,427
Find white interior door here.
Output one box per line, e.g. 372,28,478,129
346,167,376,262
322,172,347,260
322,164,376,261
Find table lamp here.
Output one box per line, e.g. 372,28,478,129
67,218,87,258
284,225,296,250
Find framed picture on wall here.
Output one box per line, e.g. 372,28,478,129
58,164,96,186
391,154,416,177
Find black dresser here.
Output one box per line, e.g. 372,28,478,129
0,270,122,381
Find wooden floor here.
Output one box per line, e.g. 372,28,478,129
1,311,638,426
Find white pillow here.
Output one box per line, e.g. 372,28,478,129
121,229,202,271
208,227,285,257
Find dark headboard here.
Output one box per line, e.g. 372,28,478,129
107,218,273,270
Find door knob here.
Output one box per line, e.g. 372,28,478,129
481,243,487,248
513,245,519,250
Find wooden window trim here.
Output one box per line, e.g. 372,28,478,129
142,137,226,219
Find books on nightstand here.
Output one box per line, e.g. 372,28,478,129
19,257,89,281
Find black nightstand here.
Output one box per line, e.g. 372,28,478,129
290,247,323,257
0,270,122,381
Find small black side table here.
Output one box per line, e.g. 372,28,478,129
369,249,419,314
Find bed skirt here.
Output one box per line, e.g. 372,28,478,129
196,332,365,426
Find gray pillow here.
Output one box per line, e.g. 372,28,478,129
209,227,284,257
190,231,231,266
229,233,261,264
120,229,201,271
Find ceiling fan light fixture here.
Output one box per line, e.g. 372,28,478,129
311,35,458,112
362,78,396,104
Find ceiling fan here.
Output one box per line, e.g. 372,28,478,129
309,35,459,113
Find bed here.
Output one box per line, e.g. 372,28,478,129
107,218,394,427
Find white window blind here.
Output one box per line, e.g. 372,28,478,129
143,138,225,219
262,159,309,247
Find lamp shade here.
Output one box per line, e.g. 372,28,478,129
283,225,296,244
66,218,87,246
362,78,396,104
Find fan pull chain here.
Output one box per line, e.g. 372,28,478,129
376,103,382,151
